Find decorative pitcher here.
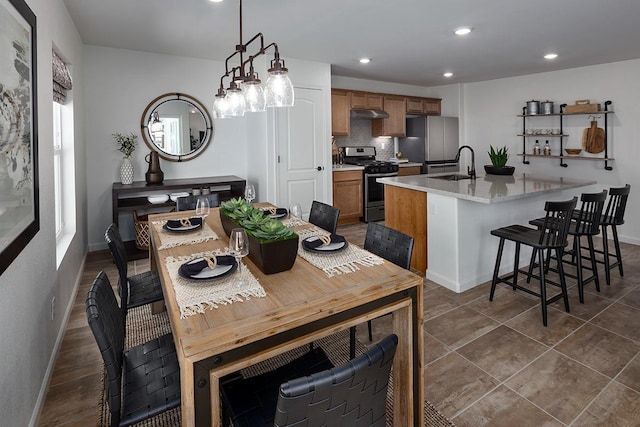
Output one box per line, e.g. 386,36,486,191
144,151,164,185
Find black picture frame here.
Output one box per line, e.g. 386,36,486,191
0,0,39,275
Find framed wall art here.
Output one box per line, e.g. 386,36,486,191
0,0,39,275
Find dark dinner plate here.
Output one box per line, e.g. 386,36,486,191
178,256,237,281
261,207,288,219
302,234,348,253
163,217,203,233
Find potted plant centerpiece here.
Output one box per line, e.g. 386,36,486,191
219,198,299,274
484,145,515,175
113,132,138,184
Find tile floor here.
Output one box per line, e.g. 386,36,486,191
38,222,640,426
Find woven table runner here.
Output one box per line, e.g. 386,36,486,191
281,216,306,228
297,227,384,277
165,250,265,318
151,220,219,250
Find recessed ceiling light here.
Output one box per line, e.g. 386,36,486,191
359,58,371,64
209,0,223,3
454,27,472,36
443,72,453,78
544,53,558,60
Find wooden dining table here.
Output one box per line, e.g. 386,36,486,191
148,206,424,426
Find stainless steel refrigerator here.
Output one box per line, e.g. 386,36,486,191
398,116,459,174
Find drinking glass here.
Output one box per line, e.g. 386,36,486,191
289,203,302,219
228,228,249,286
195,196,210,221
244,184,256,204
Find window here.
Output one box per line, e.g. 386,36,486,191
52,47,76,267
53,102,63,238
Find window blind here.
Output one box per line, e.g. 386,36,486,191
52,49,72,104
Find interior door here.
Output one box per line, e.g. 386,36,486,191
276,87,328,219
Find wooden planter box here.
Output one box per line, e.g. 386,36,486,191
219,211,299,275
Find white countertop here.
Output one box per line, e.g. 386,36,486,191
378,173,597,204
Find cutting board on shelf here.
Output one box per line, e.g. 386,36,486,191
582,120,605,154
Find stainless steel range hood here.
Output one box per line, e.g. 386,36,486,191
350,108,389,119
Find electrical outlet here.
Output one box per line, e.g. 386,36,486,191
51,297,55,321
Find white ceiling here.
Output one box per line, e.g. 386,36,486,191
63,0,640,87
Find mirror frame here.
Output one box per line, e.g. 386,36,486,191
140,92,213,162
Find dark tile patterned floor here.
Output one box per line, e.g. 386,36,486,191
39,222,640,426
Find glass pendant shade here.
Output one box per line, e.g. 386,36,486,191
212,95,230,118
150,112,164,135
265,73,295,108
226,87,246,117
244,82,266,112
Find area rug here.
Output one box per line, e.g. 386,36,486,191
98,304,455,426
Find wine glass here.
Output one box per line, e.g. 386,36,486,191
228,228,249,286
195,196,210,222
244,184,256,204
289,203,302,220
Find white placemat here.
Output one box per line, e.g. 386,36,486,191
165,250,265,318
151,220,219,250
297,227,384,277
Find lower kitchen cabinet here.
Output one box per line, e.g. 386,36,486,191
332,170,363,225
398,166,422,176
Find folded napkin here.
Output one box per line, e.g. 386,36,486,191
179,255,235,276
303,234,346,250
166,217,202,229
262,207,288,217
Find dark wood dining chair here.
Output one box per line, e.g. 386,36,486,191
490,197,577,326
597,184,631,285
220,334,398,427
529,190,608,303
104,223,164,320
86,271,180,427
308,200,340,234
360,222,414,341
175,193,219,211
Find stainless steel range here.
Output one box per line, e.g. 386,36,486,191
343,147,399,222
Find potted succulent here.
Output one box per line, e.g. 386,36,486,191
113,132,138,184
219,198,299,274
484,145,515,175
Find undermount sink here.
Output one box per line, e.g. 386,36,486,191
432,174,472,181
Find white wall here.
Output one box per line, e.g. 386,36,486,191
0,0,87,425
462,59,640,244
85,47,332,249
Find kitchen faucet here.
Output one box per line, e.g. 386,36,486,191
455,145,476,180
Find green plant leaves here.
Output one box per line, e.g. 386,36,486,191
488,145,509,168
220,198,296,242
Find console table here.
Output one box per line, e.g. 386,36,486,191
112,176,246,259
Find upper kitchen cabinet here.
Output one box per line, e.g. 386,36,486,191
406,97,442,116
350,91,383,110
331,89,350,136
372,95,407,137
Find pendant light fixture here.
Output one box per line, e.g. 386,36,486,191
212,0,294,118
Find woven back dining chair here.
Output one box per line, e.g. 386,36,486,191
220,334,398,427
359,222,414,342
175,193,219,211
308,200,340,234
86,271,180,427
104,223,164,319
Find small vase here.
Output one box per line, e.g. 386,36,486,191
120,157,134,184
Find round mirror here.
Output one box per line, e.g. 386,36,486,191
140,93,213,162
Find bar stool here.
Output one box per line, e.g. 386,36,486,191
529,190,607,304
598,184,631,285
489,197,577,326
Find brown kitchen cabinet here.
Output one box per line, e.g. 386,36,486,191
350,91,383,110
398,166,422,176
372,95,406,137
406,97,441,116
332,170,363,225
331,89,350,136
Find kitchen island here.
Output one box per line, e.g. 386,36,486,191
378,173,597,292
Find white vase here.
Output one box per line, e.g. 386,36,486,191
120,157,134,184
